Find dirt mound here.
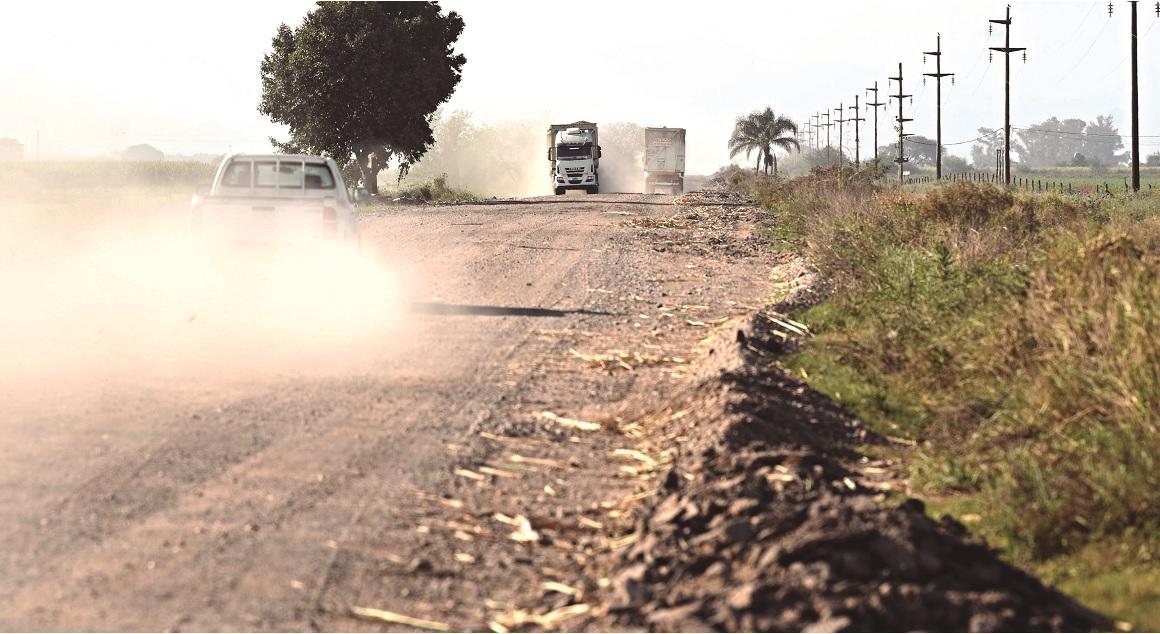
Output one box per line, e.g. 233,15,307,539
600,315,1110,632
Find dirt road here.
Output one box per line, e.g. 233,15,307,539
0,193,753,630
0,190,1106,632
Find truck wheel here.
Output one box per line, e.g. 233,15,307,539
554,187,565,195
586,186,598,195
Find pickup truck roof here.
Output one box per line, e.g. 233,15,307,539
222,153,333,163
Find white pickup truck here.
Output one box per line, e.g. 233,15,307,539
190,154,361,246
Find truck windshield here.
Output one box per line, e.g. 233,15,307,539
556,145,591,160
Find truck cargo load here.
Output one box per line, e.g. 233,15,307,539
644,127,686,194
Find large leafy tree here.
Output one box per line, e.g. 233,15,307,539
1016,117,1087,167
969,127,1024,170
728,108,799,176
259,2,466,195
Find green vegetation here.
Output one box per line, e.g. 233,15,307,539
392,175,479,203
728,107,799,176
259,2,466,195
734,167,1160,628
904,166,1160,193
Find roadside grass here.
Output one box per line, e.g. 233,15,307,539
393,175,480,203
735,169,1160,629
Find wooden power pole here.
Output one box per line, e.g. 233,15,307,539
822,111,834,160
1132,1,1141,191
989,4,1026,186
834,104,847,165
866,82,886,162
889,63,913,186
849,96,866,165
923,33,955,180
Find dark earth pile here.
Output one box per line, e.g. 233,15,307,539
601,315,1110,632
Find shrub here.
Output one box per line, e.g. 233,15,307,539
918,181,1013,227
397,175,478,203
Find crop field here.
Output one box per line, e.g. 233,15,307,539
904,166,1160,194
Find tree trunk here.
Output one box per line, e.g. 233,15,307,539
773,152,779,177
755,153,761,174
369,151,386,194
355,148,378,196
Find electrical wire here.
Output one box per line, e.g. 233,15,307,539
1044,1,1101,58
1013,126,1158,138
1055,16,1112,80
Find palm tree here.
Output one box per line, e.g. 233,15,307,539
728,107,800,176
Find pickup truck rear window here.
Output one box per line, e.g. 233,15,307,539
220,160,252,187
252,161,337,189
256,161,303,188
304,163,336,189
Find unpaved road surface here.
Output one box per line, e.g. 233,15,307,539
0,192,752,630
0,191,1106,631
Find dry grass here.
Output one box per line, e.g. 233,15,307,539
744,173,1160,575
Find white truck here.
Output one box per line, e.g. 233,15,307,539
644,127,686,194
547,122,601,195
190,154,361,246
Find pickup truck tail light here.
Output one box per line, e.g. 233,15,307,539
322,206,337,239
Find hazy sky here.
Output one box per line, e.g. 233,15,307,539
3,1,1160,173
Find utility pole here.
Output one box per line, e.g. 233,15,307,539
1132,1,1141,191
35,129,40,161
866,82,886,162
834,104,847,165
822,110,834,160
923,33,955,179
990,4,1026,186
889,62,913,186
811,113,821,150
849,96,866,165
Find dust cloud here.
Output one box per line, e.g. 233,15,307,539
0,187,408,402
399,113,647,196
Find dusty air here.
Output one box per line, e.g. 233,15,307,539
1,1,1156,632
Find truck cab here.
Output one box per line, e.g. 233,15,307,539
547,122,600,195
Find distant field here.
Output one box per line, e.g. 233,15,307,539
0,160,217,193
0,161,216,231
904,166,1160,193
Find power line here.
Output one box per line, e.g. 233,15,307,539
889,62,913,185
907,130,1001,147
1044,1,1101,59
924,33,955,179
1012,126,1153,138
989,4,1027,185
1054,13,1112,80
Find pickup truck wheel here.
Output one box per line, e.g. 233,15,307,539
554,187,565,195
